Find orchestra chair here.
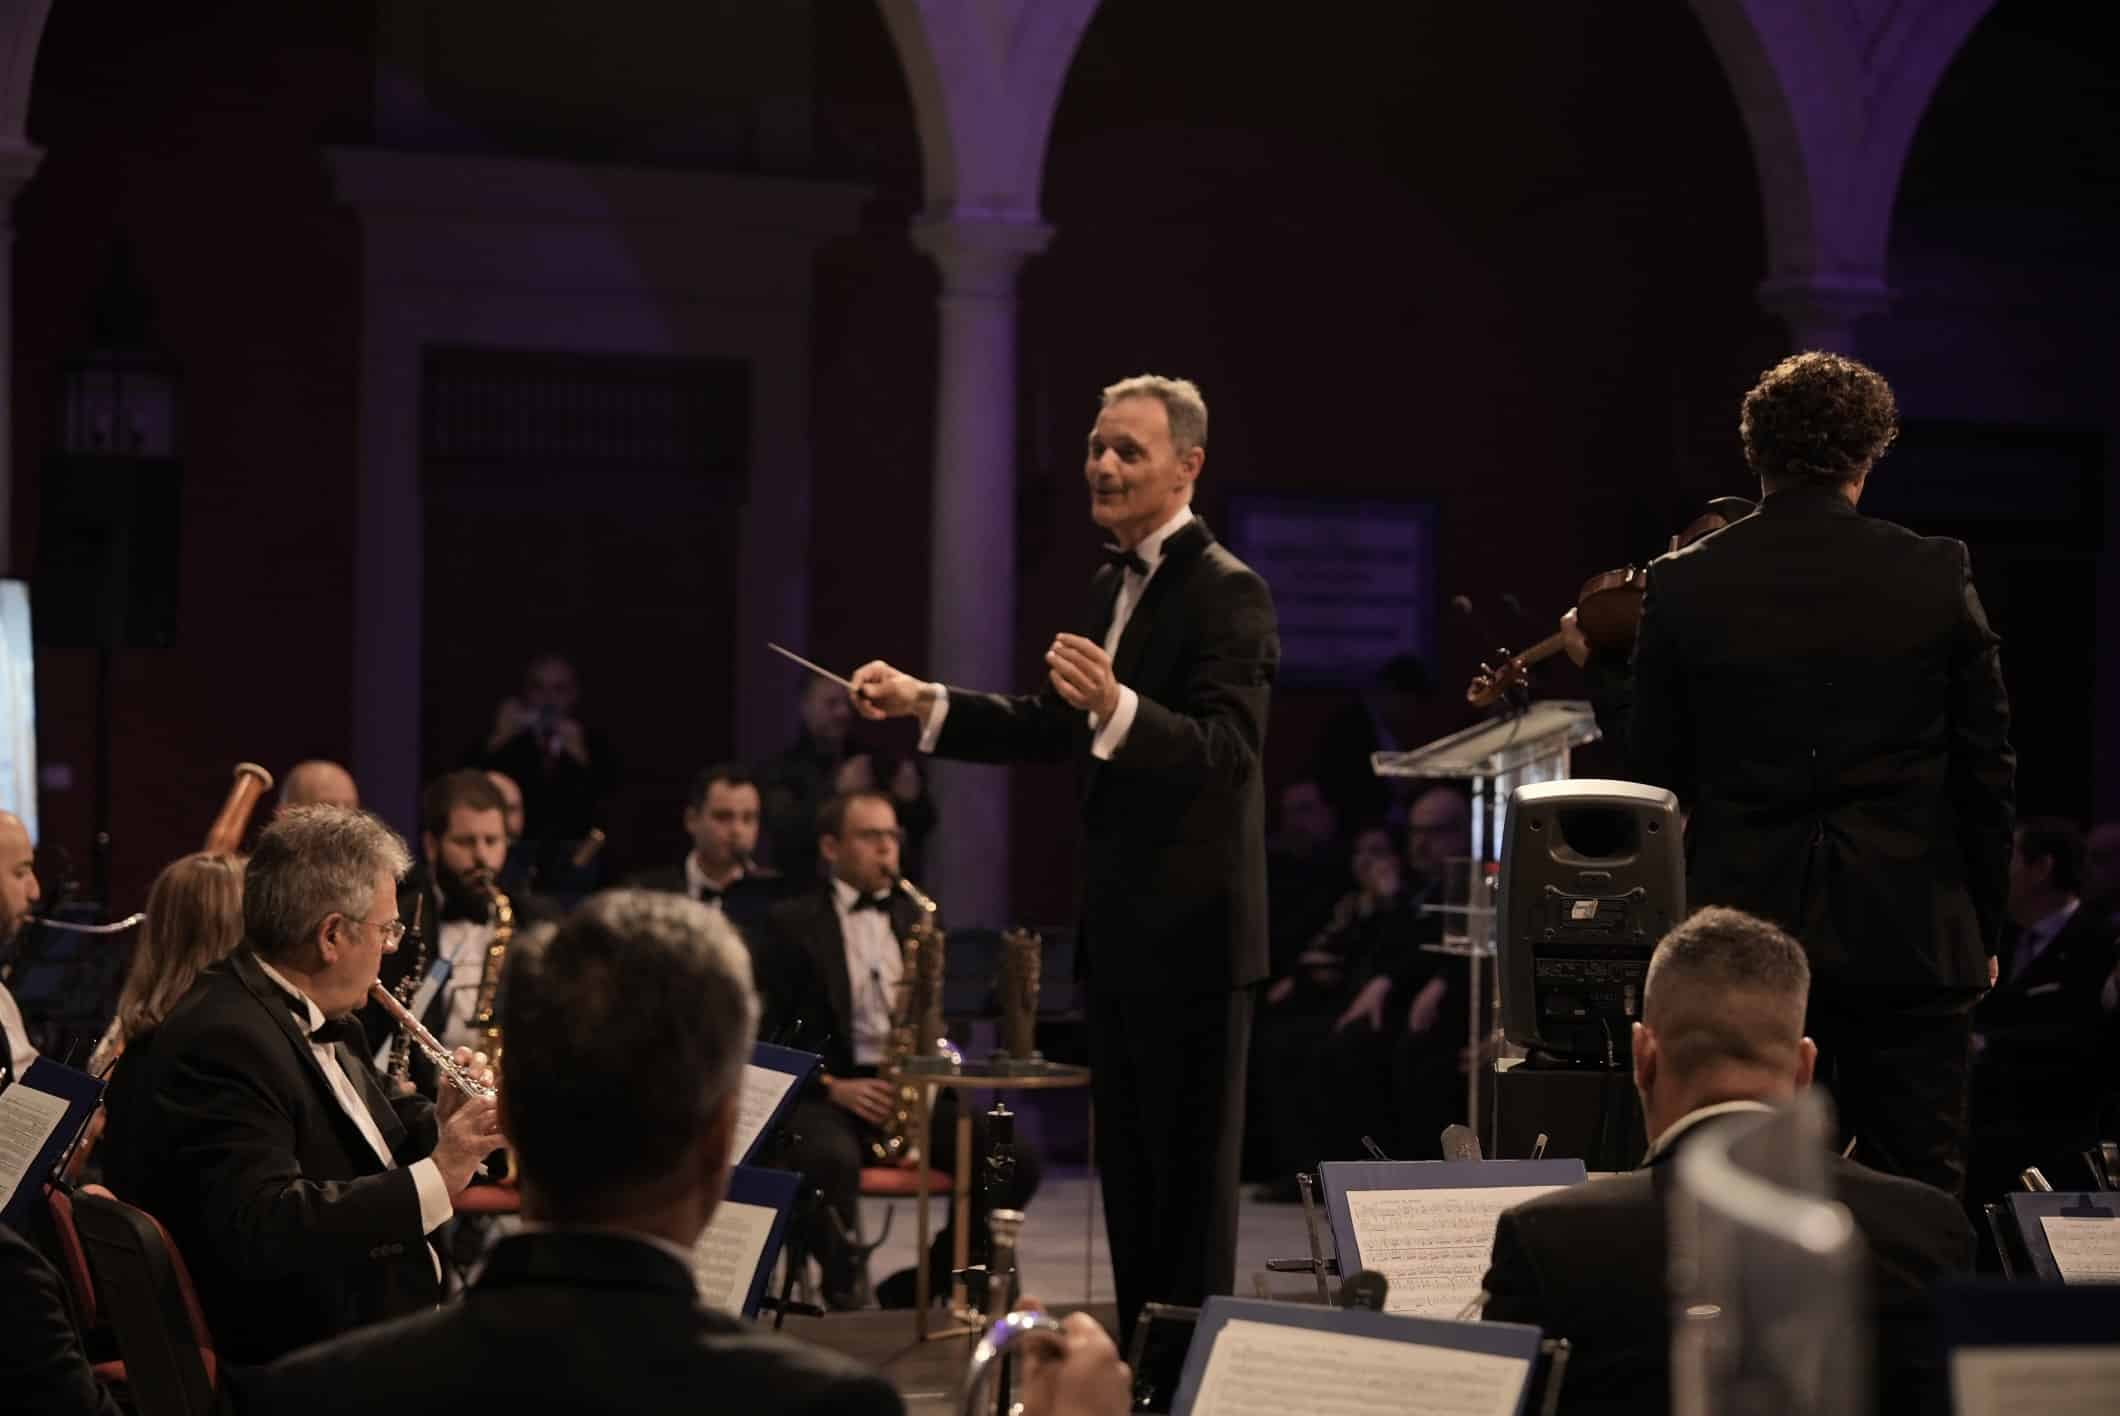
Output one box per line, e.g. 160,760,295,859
45,1184,128,1387
71,1185,219,1416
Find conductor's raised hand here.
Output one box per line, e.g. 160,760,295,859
849,662,925,720
1047,634,1120,719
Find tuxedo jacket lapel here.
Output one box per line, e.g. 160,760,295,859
1111,518,1213,688
231,953,397,1174
804,899,855,1048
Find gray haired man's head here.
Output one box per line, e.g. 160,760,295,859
500,889,760,1222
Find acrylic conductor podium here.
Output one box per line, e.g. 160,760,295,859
1372,700,1602,1144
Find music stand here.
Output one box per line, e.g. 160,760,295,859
1373,701,1601,1131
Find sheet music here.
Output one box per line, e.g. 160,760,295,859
2039,1216,2120,1284
731,1064,799,1164
1951,1348,2120,1415
1191,1317,1529,1416
1346,1185,1562,1318
691,1198,777,1313
0,1081,70,1214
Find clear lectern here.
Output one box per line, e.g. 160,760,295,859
1371,701,1602,1140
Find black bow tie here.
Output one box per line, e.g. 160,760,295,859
850,892,892,915
273,983,365,1051
1100,544,1150,577
310,1016,369,1052
695,885,723,905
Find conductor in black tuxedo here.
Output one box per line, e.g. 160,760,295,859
853,374,1279,1341
1481,907,1973,1416
1568,352,2015,1197
245,889,1133,1416
98,806,505,1363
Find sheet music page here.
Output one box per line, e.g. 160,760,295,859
731,1064,798,1164
1950,1348,2120,1415
1346,1185,1562,1317
0,1081,71,1214
2039,1216,2120,1283
692,1199,777,1313
1191,1318,1529,1416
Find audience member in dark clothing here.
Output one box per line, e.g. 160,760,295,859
1483,907,1973,1416
1312,653,1434,831
1967,817,2119,1201
474,653,617,874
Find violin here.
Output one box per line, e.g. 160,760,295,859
1465,495,1755,708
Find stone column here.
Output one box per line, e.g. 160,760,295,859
0,140,41,572
910,212,1050,926
1756,273,1892,355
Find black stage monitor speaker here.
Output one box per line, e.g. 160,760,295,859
1499,779,1682,1065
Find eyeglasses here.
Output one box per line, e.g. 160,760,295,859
846,828,904,847
344,916,408,946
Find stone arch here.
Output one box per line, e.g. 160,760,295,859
1681,0,1997,348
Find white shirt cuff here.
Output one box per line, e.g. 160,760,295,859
916,683,950,754
1090,685,1139,761
410,1156,455,1234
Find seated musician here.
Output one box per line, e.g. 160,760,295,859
628,762,788,943
1967,817,2119,1201
276,758,360,813
367,770,555,1083
1,810,43,1089
1481,907,1972,1416
760,790,1042,1309
98,805,505,1363
244,890,1131,1416
86,851,246,1075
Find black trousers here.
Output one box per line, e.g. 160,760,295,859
1807,990,1977,1197
1090,986,1253,1349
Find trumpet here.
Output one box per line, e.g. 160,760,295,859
960,1209,1066,1416
369,982,496,1101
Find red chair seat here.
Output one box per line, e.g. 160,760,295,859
857,1167,953,1198
454,1184,522,1216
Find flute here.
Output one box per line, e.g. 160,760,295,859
36,913,147,934
368,982,497,1101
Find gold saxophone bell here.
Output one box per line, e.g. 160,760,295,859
868,874,953,1167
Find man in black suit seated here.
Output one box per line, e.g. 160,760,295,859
629,763,787,946
1482,907,1973,1416
246,889,1131,1416
1567,352,2015,1197
762,790,1040,1309
1968,818,2119,1201
99,806,505,1363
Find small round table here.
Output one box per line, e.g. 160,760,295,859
883,1057,1093,1339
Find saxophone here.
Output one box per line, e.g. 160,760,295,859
868,874,951,1165
465,870,515,1065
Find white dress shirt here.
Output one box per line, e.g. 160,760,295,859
434,919,499,1051
1,980,36,1084
252,957,453,1237
919,504,1194,762
684,854,745,908
833,877,904,1067
1642,1099,1775,1163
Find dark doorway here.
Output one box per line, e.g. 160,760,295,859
420,346,751,878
